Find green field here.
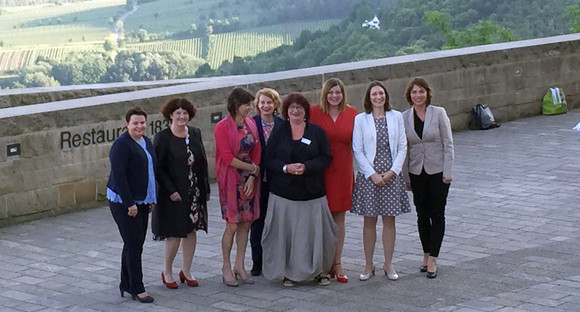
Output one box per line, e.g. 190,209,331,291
0,0,125,48
0,0,340,72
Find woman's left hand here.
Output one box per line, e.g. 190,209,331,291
381,171,395,184
243,175,255,197
442,177,452,184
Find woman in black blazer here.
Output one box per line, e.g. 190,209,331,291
261,92,336,287
249,88,283,276
152,98,209,289
107,107,156,303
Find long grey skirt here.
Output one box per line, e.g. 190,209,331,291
261,193,337,282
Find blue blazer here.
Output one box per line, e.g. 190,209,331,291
107,131,157,208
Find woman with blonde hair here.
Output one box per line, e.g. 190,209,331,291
310,78,357,283
249,88,284,276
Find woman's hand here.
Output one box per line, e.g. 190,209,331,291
380,170,395,184
169,192,182,202
286,163,305,175
244,175,255,197
405,182,412,191
442,177,452,184
370,173,385,187
127,204,138,217
249,162,260,176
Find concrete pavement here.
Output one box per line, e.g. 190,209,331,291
1,109,580,311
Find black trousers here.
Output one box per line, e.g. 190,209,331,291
250,180,270,264
409,170,450,258
109,201,149,295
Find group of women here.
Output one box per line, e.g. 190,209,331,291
106,76,454,303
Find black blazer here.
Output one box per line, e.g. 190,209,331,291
265,120,332,201
107,131,157,208
253,115,283,177
154,126,210,203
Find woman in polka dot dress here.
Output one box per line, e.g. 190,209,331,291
351,81,411,281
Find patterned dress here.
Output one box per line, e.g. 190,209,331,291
221,124,256,222
185,136,207,231
351,116,411,216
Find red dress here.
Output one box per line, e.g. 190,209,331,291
310,105,358,212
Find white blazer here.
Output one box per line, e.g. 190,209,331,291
352,110,407,178
402,105,454,180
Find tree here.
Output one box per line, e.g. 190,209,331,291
567,4,580,33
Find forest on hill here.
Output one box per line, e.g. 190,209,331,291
1,0,579,88
199,0,580,77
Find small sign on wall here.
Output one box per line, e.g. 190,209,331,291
7,143,21,156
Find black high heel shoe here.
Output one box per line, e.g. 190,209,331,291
131,293,154,303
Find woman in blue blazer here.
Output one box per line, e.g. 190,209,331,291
249,88,283,276
107,107,156,303
402,77,454,279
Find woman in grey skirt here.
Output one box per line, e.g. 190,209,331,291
351,81,411,281
262,92,336,287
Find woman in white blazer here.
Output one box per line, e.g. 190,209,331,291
402,77,454,279
351,81,411,281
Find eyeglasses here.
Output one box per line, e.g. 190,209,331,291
288,104,304,111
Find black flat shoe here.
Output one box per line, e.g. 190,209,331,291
427,271,437,279
420,265,428,273
132,294,154,303
251,262,262,277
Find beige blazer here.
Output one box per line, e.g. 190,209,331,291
402,105,454,182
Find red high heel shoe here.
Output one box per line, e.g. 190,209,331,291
329,263,348,283
161,272,178,289
179,270,199,287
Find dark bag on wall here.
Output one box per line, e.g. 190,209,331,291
472,104,500,130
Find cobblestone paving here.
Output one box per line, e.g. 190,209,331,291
1,109,580,311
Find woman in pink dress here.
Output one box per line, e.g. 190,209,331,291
214,87,261,287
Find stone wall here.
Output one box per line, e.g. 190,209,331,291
1,34,579,226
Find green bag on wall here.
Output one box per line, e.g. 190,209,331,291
542,87,567,115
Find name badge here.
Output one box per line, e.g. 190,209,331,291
300,137,312,145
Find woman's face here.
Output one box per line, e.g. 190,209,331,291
127,114,147,139
410,84,428,107
370,86,386,109
287,102,305,123
258,95,275,118
236,102,252,118
170,108,189,127
326,85,343,108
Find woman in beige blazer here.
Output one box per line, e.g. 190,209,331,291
402,78,454,279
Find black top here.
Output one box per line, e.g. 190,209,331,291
265,120,332,201
152,127,209,237
107,131,156,208
414,109,424,140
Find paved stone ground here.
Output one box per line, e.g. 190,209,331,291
1,109,580,312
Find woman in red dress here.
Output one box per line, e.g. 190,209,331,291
310,78,357,283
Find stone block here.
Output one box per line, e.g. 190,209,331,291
0,196,6,220
75,180,96,204
22,169,53,191
51,164,87,184
58,183,75,207
0,170,23,195
32,187,58,213
20,132,57,159
6,191,35,217
96,178,108,202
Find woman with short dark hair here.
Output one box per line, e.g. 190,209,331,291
214,87,261,287
261,92,336,287
107,106,156,303
152,97,209,289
